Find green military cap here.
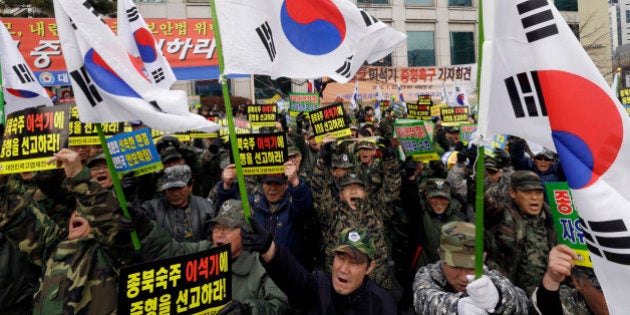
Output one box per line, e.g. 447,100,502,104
86,153,106,168
440,221,476,269
160,146,183,164
484,158,500,172
357,141,376,150
339,172,365,188
425,178,452,200
333,227,375,261
211,199,244,229
331,153,353,169
510,170,543,191
288,144,300,157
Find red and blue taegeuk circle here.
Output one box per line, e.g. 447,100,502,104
83,48,145,98
538,70,623,189
134,27,158,63
280,0,346,55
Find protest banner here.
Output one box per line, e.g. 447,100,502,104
394,119,439,162
106,127,163,177
459,123,477,146
440,106,470,126
619,88,630,116
288,92,319,128
0,104,71,174
236,132,287,175
68,106,125,146
309,104,351,143
407,94,432,120
1,18,232,86
431,103,446,118
247,104,278,129
218,117,251,138
118,244,231,315
545,182,592,268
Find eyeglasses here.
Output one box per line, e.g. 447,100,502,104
535,156,553,162
485,168,499,175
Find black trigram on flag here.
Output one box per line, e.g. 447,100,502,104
81,0,106,24
581,217,630,265
504,71,548,118
256,22,276,62
70,66,103,107
359,10,378,27
516,0,559,43
335,56,353,80
12,63,35,84
151,68,166,84
126,7,140,23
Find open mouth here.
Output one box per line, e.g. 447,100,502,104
337,277,349,284
71,218,84,230
96,175,108,182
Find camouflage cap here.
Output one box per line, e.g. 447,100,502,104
160,146,183,163
357,141,376,150
87,153,106,168
161,164,192,190
510,170,543,191
331,153,353,169
339,172,365,188
288,145,301,157
333,227,375,261
211,199,244,229
425,178,452,200
484,159,499,172
440,221,476,269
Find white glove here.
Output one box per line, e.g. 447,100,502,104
457,297,486,315
466,275,499,312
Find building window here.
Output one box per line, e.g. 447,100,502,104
626,10,630,24
357,0,389,4
554,0,577,11
407,31,435,66
405,0,432,5
448,0,472,7
450,32,475,65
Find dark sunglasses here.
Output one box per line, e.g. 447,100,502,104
535,156,553,161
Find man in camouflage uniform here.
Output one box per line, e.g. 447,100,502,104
485,170,557,296
410,178,466,271
312,165,401,299
0,148,135,314
413,222,530,314
532,245,608,315
483,158,512,230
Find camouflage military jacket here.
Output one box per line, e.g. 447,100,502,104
0,169,133,314
485,201,556,295
412,262,530,315
531,285,592,315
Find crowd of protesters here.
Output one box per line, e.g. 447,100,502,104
0,102,609,315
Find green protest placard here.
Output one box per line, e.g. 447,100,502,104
0,104,71,174
236,132,288,175
288,92,319,127
118,245,231,315
440,106,469,126
309,104,351,142
247,104,278,129
545,182,592,268
68,105,125,146
459,123,477,146
394,119,439,162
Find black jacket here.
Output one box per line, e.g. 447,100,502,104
263,245,397,315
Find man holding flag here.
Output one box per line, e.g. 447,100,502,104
478,0,629,312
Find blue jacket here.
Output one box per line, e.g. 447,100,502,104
216,178,314,262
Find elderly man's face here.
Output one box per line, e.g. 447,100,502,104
212,224,243,259
428,196,450,214
165,185,192,208
263,182,288,203
331,251,375,295
89,161,113,189
68,211,92,240
510,188,544,216
442,261,475,293
339,184,366,210
534,155,553,172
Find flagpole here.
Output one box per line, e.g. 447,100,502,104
96,123,141,250
0,61,4,125
210,0,252,225
474,0,485,279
